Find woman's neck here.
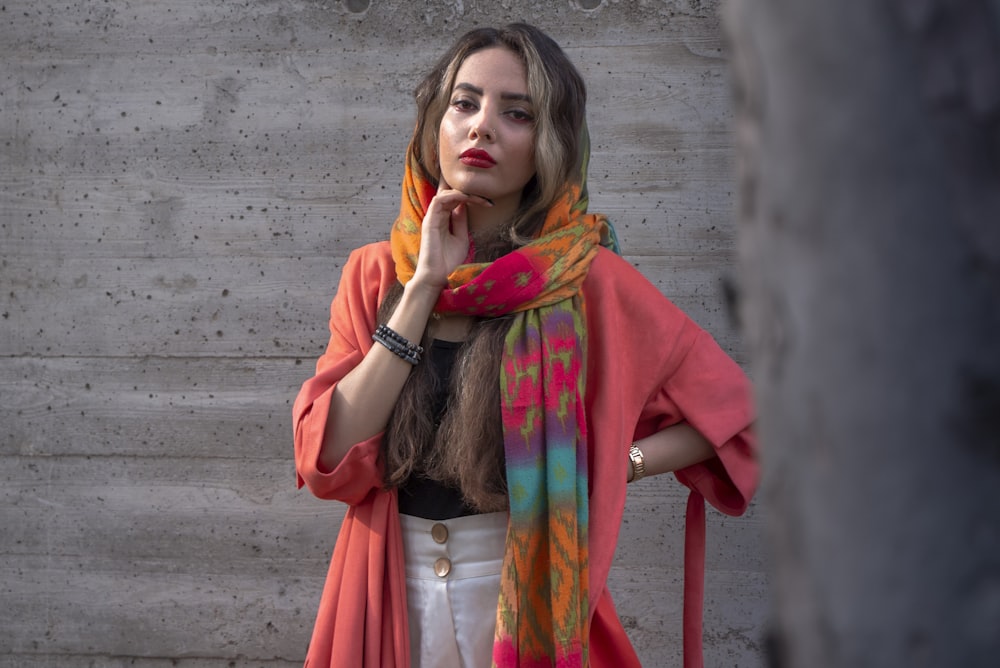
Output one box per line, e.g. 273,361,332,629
466,195,519,243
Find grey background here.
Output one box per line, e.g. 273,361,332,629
1,1,767,666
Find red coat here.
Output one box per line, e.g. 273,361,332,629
293,241,758,667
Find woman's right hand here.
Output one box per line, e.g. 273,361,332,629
318,181,491,469
411,180,491,289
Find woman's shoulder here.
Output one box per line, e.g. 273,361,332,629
585,246,666,300
328,240,397,312
584,246,699,330
347,239,393,266
341,239,394,281
588,245,636,274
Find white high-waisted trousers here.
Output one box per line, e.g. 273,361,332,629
399,511,508,668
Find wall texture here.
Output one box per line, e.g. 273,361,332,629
0,1,766,666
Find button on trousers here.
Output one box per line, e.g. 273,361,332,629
399,511,508,668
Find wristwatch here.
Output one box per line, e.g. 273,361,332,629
628,444,646,483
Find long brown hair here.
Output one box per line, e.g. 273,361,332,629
381,24,587,512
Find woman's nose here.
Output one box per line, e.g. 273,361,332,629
469,115,496,141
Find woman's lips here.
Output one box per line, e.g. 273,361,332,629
459,148,496,168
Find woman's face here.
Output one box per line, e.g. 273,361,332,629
438,47,536,214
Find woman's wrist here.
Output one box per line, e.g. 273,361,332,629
396,278,442,320
404,273,447,304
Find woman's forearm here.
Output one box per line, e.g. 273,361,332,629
631,422,716,480
318,279,441,471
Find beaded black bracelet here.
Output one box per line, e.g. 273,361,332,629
375,324,423,354
372,331,420,365
372,325,422,365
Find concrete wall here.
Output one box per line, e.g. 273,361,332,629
0,1,766,666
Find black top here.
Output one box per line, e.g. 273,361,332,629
396,338,481,520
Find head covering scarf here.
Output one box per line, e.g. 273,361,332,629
390,131,618,666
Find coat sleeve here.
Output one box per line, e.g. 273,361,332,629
659,329,757,516
629,321,757,516
292,241,398,504
584,248,757,517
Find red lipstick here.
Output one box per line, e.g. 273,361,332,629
459,148,496,168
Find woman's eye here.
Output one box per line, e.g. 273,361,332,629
451,98,476,111
507,109,534,123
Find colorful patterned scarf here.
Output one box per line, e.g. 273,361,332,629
390,139,617,667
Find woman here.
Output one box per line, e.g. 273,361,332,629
293,23,757,668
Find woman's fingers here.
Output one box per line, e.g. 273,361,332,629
412,184,492,287
427,189,492,220
421,188,489,247
449,200,469,244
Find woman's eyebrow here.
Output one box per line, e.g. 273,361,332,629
453,82,532,103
